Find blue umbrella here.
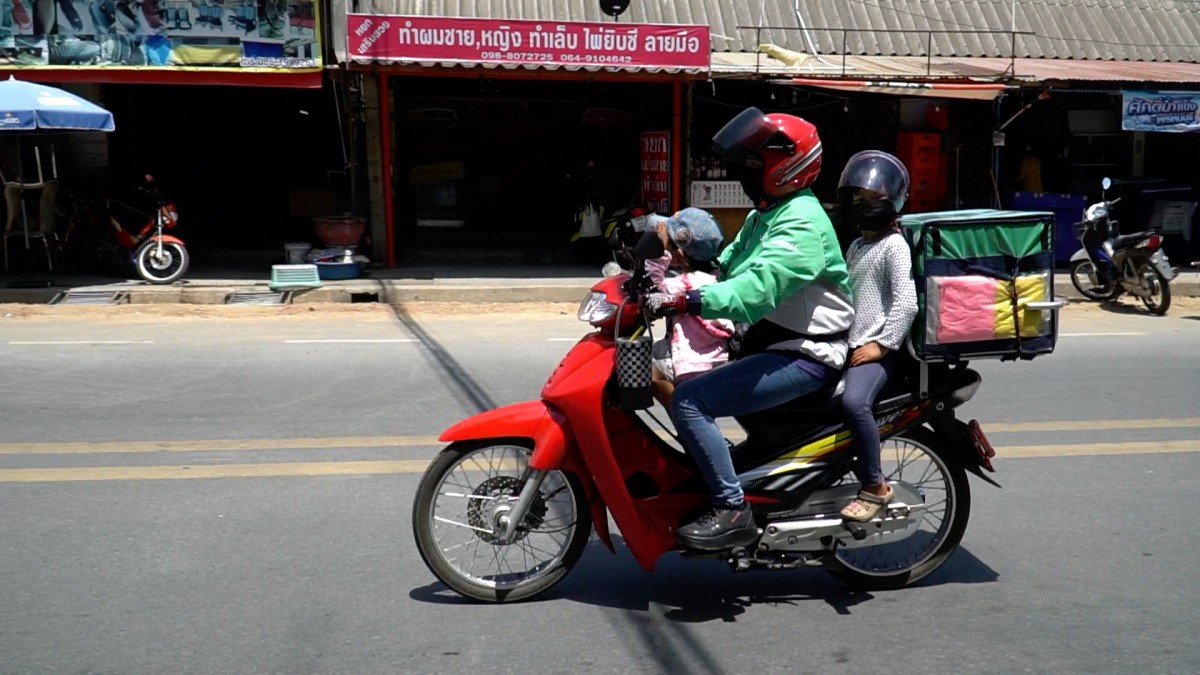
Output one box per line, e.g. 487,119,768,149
0,77,114,253
0,76,115,132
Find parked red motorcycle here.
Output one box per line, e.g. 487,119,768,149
65,174,188,284
412,235,999,603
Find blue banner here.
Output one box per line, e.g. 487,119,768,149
1122,91,1200,133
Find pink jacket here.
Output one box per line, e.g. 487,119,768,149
645,252,735,379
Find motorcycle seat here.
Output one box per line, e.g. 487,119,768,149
1113,231,1154,249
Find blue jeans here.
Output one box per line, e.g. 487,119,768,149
841,353,900,487
671,351,838,508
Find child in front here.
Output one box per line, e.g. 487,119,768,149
644,208,734,410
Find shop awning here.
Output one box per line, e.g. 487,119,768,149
954,58,1200,84
787,78,1007,101
346,14,711,75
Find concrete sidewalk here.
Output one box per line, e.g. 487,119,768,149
2,264,1199,305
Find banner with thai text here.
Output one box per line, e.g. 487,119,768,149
1122,91,1200,133
640,131,670,213
347,14,710,71
0,1,321,71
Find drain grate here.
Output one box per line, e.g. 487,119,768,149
225,290,292,305
50,290,128,305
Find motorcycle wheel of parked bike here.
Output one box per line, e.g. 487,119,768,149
412,440,593,603
822,427,972,591
1137,262,1171,316
134,240,190,284
1069,260,1116,301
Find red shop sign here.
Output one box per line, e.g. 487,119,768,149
640,131,671,213
347,14,710,71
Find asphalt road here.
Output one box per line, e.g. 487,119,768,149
1,301,1198,674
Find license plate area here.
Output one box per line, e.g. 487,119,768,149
968,419,996,472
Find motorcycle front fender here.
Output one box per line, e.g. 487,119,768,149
139,234,186,248
437,401,615,553
1070,248,1090,263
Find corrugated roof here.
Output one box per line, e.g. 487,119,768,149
344,0,1200,63
712,54,1200,85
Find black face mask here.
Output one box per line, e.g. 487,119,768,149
839,195,897,232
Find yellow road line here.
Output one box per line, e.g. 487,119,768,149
0,441,1195,482
0,436,443,455
984,418,1200,432
992,439,1199,458
0,460,433,482
4,417,1198,456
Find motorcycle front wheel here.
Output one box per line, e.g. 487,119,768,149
1069,260,1115,300
134,240,189,284
823,426,972,591
412,441,592,603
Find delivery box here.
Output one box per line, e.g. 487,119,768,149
899,209,1062,364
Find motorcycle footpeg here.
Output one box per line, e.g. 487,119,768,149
842,522,869,541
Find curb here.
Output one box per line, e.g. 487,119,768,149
3,279,1198,306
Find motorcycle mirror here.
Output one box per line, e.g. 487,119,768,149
1101,177,1112,191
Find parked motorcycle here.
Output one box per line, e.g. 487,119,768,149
64,174,189,284
1070,177,1178,315
412,233,1000,603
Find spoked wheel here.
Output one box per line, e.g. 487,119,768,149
1137,263,1171,315
824,426,971,590
412,441,592,603
1070,260,1115,300
134,240,189,284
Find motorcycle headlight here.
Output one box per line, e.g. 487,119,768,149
1085,203,1107,221
577,291,618,325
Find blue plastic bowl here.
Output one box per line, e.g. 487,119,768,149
315,261,362,280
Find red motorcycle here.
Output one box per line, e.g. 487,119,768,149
412,236,999,603
65,174,189,284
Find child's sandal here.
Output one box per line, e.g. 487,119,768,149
840,484,894,522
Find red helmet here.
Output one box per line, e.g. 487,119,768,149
712,107,823,202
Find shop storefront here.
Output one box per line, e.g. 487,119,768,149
0,2,341,267
346,13,709,266
994,84,1200,263
684,74,1004,252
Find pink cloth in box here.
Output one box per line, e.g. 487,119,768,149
934,276,1000,344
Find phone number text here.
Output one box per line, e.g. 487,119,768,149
477,52,635,64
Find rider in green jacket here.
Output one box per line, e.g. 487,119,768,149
646,107,855,551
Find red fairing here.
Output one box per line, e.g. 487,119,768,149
541,335,708,571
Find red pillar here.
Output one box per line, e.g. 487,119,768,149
671,80,684,212
379,74,396,268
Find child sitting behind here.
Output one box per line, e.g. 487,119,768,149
644,208,735,409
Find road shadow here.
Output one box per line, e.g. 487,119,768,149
380,291,498,414
1180,315,1200,321
409,535,999,622
1094,299,1162,316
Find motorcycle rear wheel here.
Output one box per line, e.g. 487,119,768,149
1069,260,1115,300
1137,263,1171,316
823,426,971,591
412,440,592,603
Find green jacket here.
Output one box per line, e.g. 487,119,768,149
699,189,855,366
